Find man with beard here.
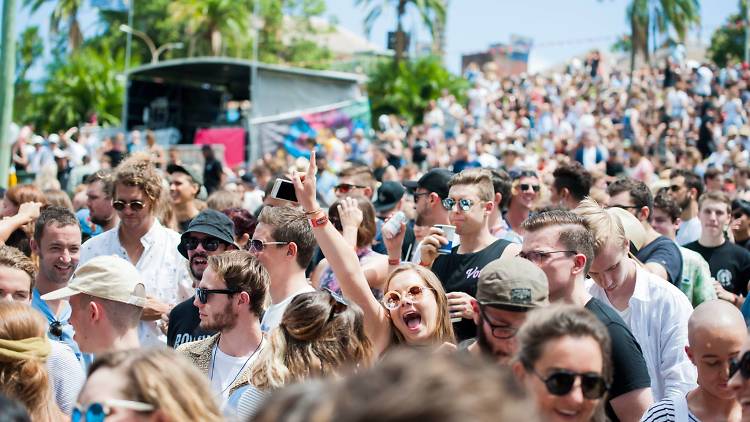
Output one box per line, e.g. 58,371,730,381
669,169,704,245
167,209,239,347
521,210,653,422
85,169,118,232
30,206,88,366
403,168,454,264
463,256,548,363
177,251,268,405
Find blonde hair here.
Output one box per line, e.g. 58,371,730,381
385,264,455,346
88,347,222,421
0,302,61,421
448,168,494,202
572,197,627,254
251,291,373,390
112,153,163,208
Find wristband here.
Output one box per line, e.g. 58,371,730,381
309,213,328,228
388,258,400,266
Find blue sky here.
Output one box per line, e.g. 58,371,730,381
10,0,743,78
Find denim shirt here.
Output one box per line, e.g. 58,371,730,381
31,288,91,369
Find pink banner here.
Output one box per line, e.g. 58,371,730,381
193,127,246,167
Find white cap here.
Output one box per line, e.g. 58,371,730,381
48,134,60,144
41,256,147,307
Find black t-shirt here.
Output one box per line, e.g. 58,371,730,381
167,296,214,348
203,159,223,194
586,298,651,422
431,239,512,341
636,235,683,286
685,240,750,296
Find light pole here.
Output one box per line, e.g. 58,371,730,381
119,24,183,64
0,0,18,188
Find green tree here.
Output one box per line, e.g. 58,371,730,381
168,0,251,57
23,0,84,51
708,0,746,67
13,26,44,122
626,0,700,68
23,43,125,132
367,55,467,126
355,0,447,64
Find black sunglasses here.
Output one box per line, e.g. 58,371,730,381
478,304,518,339
183,237,224,252
730,351,750,379
249,239,290,252
49,320,63,338
112,200,145,212
669,184,683,192
529,368,609,399
519,184,540,193
195,287,239,304
518,250,576,262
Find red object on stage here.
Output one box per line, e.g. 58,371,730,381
194,127,246,168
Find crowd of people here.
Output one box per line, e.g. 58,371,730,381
4,50,750,421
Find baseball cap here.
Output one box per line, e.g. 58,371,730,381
41,256,146,307
373,181,405,213
167,163,203,186
178,209,238,259
403,168,453,199
476,256,549,311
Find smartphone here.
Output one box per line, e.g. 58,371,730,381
271,178,297,202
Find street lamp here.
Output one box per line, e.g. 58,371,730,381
119,24,183,64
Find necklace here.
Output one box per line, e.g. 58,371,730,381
209,336,264,396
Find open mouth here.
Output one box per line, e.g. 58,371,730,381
54,264,72,272
554,408,580,419
402,310,422,331
191,257,208,267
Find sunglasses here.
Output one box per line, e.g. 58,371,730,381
733,211,745,219
183,237,224,252
518,250,576,263
323,288,349,321
49,320,63,338
606,204,640,211
478,304,518,339
382,285,433,310
112,200,145,212
529,368,609,399
72,399,154,422
519,184,540,193
249,239,290,252
730,351,750,379
669,185,683,192
442,198,476,211
334,183,367,194
195,287,239,304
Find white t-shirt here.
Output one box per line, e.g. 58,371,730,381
260,285,316,332
210,340,265,404
676,217,702,246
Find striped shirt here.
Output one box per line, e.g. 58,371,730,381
48,340,86,415
641,397,701,422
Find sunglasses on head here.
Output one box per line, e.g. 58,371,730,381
529,367,609,399
183,237,224,252
49,320,63,338
382,285,433,310
519,184,540,193
442,198,475,211
730,351,750,379
195,287,239,304
72,399,154,422
112,199,145,212
249,239,290,252
323,288,349,320
334,183,367,194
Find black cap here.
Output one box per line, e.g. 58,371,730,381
167,163,203,186
373,181,405,213
403,168,453,199
733,199,750,217
178,209,238,259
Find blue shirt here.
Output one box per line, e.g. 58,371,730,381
31,288,91,368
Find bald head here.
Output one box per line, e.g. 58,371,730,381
688,300,747,347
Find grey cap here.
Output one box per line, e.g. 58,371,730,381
477,257,549,311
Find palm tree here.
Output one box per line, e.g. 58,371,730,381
355,0,447,64
627,0,700,68
24,0,84,51
168,0,251,57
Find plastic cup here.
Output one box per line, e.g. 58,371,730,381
434,224,456,255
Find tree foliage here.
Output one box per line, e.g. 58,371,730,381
625,0,700,65
367,55,467,126
708,1,747,67
23,0,84,52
